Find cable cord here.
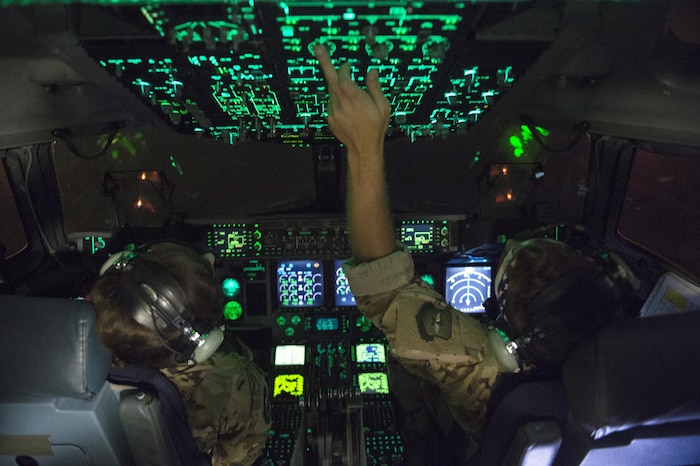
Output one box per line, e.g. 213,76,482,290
147,306,198,368
20,146,55,255
19,146,81,273
52,121,125,160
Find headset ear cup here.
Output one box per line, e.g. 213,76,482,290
192,326,224,363
488,328,521,372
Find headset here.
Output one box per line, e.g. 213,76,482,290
483,234,626,373
100,247,224,366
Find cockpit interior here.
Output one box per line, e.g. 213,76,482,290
1,1,699,465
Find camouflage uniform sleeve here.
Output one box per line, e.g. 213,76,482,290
165,340,271,466
343,247,502,444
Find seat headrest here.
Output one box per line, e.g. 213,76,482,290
0,295,112,400
563,311,700,439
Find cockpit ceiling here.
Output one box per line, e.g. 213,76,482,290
78,2,551,145
2,1,699,149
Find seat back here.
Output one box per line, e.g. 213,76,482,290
108,364,210,466
0,295,205,466
472,311,700,466
0,295,133,466
116,388,182,466
556,310,700,465
469,380,569,466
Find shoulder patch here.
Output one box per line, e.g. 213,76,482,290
416,302,453,341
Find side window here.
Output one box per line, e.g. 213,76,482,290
617,148,700,281
0,161,28,259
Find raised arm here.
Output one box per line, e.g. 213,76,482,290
314,44,396,263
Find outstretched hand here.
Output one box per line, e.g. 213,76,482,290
314,43,396,264
314,44,390,155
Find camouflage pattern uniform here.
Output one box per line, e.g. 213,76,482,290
343,245,504,460
163,336,271,466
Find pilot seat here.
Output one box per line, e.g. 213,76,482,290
0,295,206,466
472,310,700,465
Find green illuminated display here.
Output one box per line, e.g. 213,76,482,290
356,343,386,363
273,373,304,397
222,278,242,298
83,235,107,255
79,2,544,144
357,372,389,395
224,300,243,320
356,315,373,332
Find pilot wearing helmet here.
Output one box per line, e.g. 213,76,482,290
314,44,627,463
344,236,625,462
89,242,270,466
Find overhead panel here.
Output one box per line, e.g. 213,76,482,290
82,1,549,144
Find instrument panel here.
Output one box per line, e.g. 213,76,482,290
206,215,462,325
75,213,498,465
197,214,495,465
207,216,457,259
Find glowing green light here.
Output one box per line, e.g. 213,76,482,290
420,274,435,288
280,2,289,15
495,327,511,342
224,301,243,321
84,235,107,255
281,25,295,37
222,278,241,298
169,155,184,175
276,315,287,326
140,7,155,26
507,124,550,158
510,134,521,145
509,123,551,159
356,315,373,332
520,124,549,138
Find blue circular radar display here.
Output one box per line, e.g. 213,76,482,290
444,265,492,314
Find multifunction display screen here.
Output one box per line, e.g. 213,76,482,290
277,260,324,307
